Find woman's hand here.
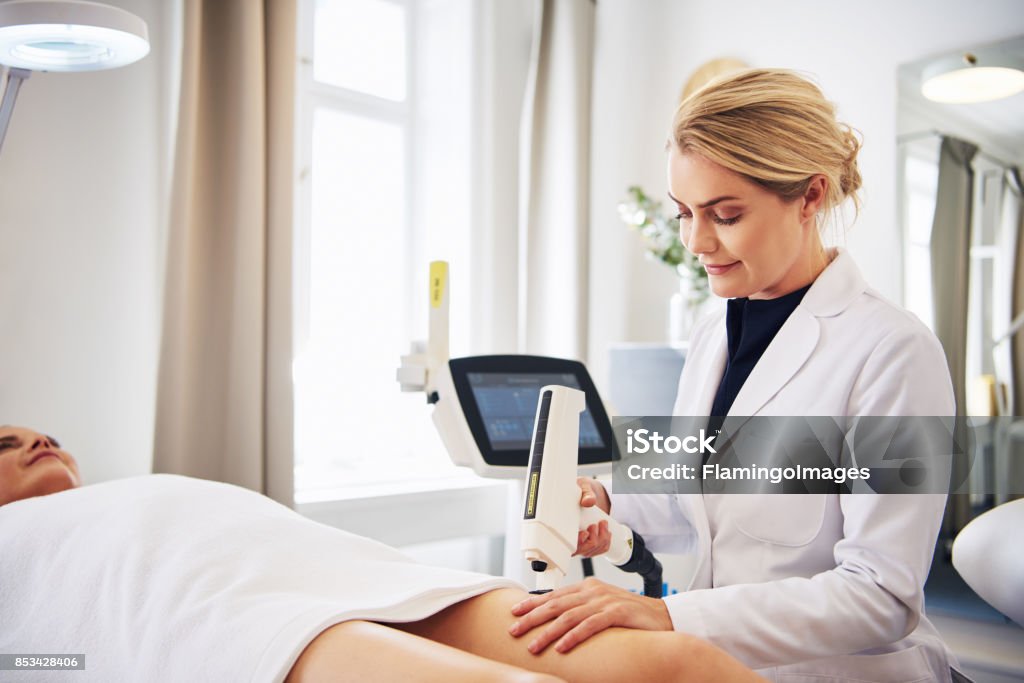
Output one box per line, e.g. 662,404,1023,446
508,578,673,654
575,478,611,557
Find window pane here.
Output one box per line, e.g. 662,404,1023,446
907,193,936,246
905,244,933,331
294,108,459,492
314,0,406,101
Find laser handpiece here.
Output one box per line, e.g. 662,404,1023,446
520,385,663,596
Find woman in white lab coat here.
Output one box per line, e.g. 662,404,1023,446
508,69,963,682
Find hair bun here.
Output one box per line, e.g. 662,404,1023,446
839,127,863,198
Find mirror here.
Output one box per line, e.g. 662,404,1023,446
897,34,1024,628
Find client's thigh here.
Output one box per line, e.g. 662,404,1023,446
286,619,564,683
391,588,762,683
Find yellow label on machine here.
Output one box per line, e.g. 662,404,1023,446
430,261,448,309
525,471,539,518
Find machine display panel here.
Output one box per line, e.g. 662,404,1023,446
467,372,605,452
448,355,615,468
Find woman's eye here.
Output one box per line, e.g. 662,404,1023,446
675,210,738,225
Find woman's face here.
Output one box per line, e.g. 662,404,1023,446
667,149,825,300
0,426,80,506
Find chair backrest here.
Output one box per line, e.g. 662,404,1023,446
952,498,1024,626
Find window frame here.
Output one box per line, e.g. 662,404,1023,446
294,0,417,356
292,0,502,542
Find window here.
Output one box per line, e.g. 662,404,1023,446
293,0,478,498
965,163,1010,415
901,146,939,331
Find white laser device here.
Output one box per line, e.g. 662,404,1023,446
397,261,662,593
521,385,636,592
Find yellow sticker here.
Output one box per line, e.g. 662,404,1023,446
430,261,448,309
526,472,539,517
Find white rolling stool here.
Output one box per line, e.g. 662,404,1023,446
952,499,1024,627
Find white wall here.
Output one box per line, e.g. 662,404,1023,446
587,0,1024,389
0,0,178,484
588,0,684,392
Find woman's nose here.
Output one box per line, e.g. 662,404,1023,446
29,435,54,451
686,217,717,255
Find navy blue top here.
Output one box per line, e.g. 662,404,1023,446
709,284,811,427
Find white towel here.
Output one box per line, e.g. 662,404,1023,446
0,475,520,682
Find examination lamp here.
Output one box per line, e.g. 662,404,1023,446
921,51,1024,104
0,0,150,154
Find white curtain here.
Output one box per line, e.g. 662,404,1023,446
153,0,295,505
518,0,595,359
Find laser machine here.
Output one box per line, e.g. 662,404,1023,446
397,261,662,594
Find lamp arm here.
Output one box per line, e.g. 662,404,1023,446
0,67,31,157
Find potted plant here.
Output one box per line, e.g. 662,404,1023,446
618,186,711,341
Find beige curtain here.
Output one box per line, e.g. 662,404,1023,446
518,0,595,359
930,136,978,417
930,137,977,536
1006,169,1024,417
154,0,295,505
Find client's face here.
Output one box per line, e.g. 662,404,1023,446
0,426,81,506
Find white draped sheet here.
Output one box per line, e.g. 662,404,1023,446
0,475,519,682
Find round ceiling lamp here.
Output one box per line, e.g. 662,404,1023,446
921,51,1024,104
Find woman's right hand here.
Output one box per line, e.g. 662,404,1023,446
575,478,611,557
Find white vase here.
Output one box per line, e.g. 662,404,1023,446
668,278,704,343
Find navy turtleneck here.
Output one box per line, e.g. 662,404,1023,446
709,284,811,424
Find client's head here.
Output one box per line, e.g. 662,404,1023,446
0,426,81,506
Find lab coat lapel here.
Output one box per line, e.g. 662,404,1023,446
674,320,727,415
721,248,865,424
686,308,820,591
726,309,821,424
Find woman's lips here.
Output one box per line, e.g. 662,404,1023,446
703,261,739,276
27,451,61,467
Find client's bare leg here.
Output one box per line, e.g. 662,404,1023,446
286,619,565,683
392,588,764,683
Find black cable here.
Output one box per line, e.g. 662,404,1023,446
615,531,663,597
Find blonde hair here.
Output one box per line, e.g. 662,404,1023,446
670,68,862,223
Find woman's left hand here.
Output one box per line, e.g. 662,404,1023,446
508,577,673,654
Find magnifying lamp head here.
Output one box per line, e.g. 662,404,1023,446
0,0,149,72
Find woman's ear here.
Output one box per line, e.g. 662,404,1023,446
800,175,828,222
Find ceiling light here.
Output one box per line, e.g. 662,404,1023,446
922,51,1024,104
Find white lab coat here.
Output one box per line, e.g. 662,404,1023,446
611,249,958,682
